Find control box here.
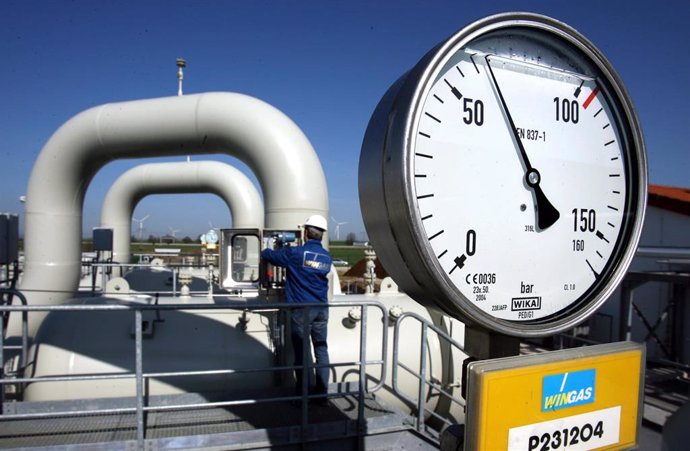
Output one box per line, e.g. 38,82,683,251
0,213,19,264
219,228,262,292
92,227,114,252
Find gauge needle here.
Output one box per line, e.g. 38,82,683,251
484,55,560,230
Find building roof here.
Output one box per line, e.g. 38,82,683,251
648,184,690,217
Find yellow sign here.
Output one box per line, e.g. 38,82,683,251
465,342,644,450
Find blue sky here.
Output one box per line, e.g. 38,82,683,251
2,1,689,239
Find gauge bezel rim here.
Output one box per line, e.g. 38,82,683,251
393,12,647,336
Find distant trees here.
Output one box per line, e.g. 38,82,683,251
345,232,356,245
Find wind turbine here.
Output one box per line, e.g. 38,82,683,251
331,216,348,241
132,214,150,240
168,226,181,242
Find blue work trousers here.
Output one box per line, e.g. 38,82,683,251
290,305,329,395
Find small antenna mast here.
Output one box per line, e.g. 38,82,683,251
176,57,186,96
176,58,191,161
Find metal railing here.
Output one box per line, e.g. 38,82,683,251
0,298,389,450
392,311,466,435
84,260,262,299
83,261,187,294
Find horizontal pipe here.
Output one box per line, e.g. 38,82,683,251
635,246,690,260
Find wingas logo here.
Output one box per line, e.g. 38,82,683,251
542,369,595,411
303,251,330,272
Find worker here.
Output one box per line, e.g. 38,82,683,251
261,214,332,404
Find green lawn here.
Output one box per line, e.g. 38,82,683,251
329,246,366,265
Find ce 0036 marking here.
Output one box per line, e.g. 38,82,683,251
508,406,621,450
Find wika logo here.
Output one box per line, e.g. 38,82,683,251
511,297,541,311
542,369,595,411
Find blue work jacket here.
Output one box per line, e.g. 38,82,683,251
261,239,332,304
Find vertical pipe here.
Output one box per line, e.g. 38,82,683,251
358,305,368,432
135,309,145,447
21,305,27,374
619,282,631,341
380,305,388,386
172,267,177,298
671,283,683,361
626,290,635,342
391,313,400,394
417,323,428,431
300,306,309,444
100,265,107,294
207,264,214,299
0,314,4,415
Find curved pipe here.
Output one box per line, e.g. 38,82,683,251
100,160,264,264
18,92,328,334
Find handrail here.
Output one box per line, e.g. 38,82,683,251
82,261,243,297
392,311,466,434
0,287,29,375
0,298,389,450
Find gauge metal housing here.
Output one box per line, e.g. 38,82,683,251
359,12,647,337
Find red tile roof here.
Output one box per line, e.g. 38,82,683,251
648,184,690,216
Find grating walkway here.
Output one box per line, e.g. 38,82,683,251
0,393,416,450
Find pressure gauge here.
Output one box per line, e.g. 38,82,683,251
359,13,647,336
205,229,219,245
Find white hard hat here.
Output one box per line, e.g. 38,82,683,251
304,214,328,231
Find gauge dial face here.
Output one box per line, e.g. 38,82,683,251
414,49,627,321
359,13,646,335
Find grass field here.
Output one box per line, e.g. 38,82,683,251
329,246,366,265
